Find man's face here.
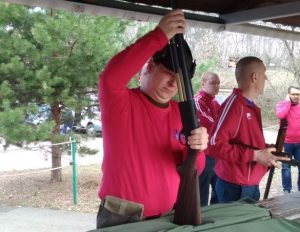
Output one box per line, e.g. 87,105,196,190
202,74,220,96
289,88,300,104
141,63,177,104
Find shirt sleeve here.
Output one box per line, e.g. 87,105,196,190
195,104,214,132
275,100,291,119
98,27,168,116
207,101,254,164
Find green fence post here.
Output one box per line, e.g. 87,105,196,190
70,137,77,205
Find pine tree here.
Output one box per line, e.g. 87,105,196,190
0,3,129,181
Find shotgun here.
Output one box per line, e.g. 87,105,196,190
263,119,288,200
169,1,201,225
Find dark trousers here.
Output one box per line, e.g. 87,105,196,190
215,178,260,203
281,143,300,192
199,156,218,206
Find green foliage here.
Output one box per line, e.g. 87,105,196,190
192,58,218,93
0,3,130,146
78,146,99,156
0,107,54,146
127,75,140,89
0,80,15,108
135,22,155,39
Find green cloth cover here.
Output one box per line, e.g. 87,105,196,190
89,201,277,232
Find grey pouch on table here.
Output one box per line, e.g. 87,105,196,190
97,195,144,228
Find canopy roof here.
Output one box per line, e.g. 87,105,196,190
4,0,300,41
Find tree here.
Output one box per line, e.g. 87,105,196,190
283,40,300,86
0,3,129,181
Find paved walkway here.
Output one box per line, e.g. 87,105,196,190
0,206,96,232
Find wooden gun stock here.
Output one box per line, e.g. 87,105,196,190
263,119,288,200
174,101,201,225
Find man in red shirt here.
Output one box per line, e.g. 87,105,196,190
275,86,300,193
97,9,208,228
208,56,289,203
194,72,220,206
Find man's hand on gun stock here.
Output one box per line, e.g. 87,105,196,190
253,147,291,168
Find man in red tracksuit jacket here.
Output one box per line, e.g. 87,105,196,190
207,56,289,203
194,71,220,206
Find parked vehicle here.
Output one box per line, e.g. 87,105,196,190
25,104,74,134
25,104,51,126
215,89,231,105
215,95,228,105
73,105,102,137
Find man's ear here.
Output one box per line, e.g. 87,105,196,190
250,72,257,83
147,59,155,73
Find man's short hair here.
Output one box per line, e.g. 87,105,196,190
201,71,219,84
152,39,196,78
235,56,263,82
288,86,300,93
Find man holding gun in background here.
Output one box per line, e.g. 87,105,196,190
207,57,289,203
275,86,300,194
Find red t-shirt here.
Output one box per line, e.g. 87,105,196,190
275,100,300,143
98,28,205,216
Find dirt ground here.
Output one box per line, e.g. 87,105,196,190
0,164,101,213
0,162,298,213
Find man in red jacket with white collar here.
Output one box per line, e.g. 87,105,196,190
208,56,289,203
194,72,220,206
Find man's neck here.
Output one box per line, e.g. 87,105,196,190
201,90,214,98
240,88,256,101
142,92,169,108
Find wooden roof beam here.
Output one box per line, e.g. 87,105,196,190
220,1,300,25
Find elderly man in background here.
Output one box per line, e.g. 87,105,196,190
194,72,221,206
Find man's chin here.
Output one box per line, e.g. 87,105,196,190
160,93,174,100
160,97,172,103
